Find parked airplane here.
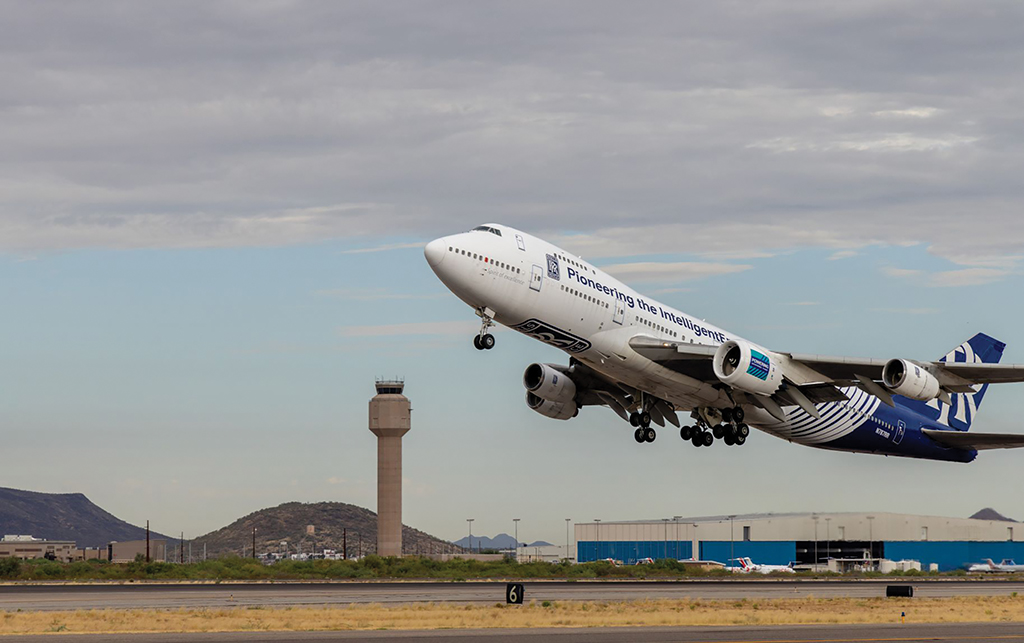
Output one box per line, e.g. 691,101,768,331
968,558,1024,572
424,224,1024,462
733,557,796,574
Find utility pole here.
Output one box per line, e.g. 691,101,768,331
252,527,257,560
728,515,736,568
180,532,184,564
866,515,875,562
512,518,520,562
813,515,819,569
466,519,474,554
565,518,571,562
825,517,831,565
662,518,670,561
594,519,601,561
673,516,682,560
146,521,150,563
343,528,348,560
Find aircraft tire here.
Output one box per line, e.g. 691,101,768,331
702,431,714,447
721,408,732,423
737,423,750,438
481,334,495,350
640,411,652,427
735,433,746,445
691,434,703,448
645,427,656,443
629,412,640,427
473,335,483,350
733,406,745,423
712,424,724,439
680,426,692,441
724,434,735,446
634,428,646,443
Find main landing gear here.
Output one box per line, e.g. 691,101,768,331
473,308,496,351
630,410,656,444
678,406,750,448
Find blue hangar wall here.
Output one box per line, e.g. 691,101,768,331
577,541,1024,570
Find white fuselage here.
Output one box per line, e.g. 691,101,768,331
424,224,884,447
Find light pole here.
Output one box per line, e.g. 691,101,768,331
813,515,819,569
513,518,520,562
662,518,670,561
467,519,474,554
825,517,831,564
692,523,699,560
565,519,571,562
866,515,875,561
594,519,602,561
673,516,682,560
728,515,736,567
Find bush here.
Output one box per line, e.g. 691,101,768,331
0,558,21,579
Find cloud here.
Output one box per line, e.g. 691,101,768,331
336,320,478,338
315,288,445,301
339,242,425,255
871,307,941,315
829,250,858,260
882,266,1013,288
601,261,751,283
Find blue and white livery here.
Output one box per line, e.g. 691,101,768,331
425,224,1024,463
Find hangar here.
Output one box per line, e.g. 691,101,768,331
574,512,1024,571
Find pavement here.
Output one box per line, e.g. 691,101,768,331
2,579,1024,611
0,622,1021,643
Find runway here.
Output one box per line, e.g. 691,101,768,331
2,579,1023,611
0,622,1021,643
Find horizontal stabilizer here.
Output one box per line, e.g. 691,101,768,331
923,429,1024,451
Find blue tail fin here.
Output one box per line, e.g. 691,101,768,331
897,333,1005,431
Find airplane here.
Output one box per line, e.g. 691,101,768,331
968,558,1024,572
424,224,1024,462
731,557,796,574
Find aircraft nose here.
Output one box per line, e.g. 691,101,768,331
424,237,447,268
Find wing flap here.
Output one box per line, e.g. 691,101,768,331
922,429,1024,451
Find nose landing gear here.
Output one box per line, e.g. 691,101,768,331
473,308,496,350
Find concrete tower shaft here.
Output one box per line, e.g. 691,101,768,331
369,380,410,557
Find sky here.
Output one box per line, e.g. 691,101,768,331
3,1,1024,546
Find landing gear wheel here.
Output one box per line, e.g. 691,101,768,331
691,434,703,448
733,406,745,423
724,434,735,446
634,428,646,443
680,426,692,441
702,431,714,447
735,434,746,445
712,424,724,439
640,412,652,427
473,335,483,350
736,423,750,438
480,334,495,350
721,408,733,423
629,412,640,428
645,428,657,443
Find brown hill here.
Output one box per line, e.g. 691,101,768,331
0,487,167,548
192,501,460,558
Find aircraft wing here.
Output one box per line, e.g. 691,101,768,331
922,429,1024,451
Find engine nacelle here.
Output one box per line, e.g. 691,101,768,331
712,339,782,396
882,358,941,401
526,391,577,420
523,363,577,405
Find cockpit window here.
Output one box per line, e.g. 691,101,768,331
471,225,502,237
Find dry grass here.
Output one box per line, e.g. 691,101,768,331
2,596,1023,635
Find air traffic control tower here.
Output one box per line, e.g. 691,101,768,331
369,379,410,557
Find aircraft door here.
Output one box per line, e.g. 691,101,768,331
530,264,543,292
613,299,625,325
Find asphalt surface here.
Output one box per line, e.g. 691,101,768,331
0,623,1021,643
2,579,1024,611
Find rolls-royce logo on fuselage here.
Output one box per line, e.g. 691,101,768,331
546,254,560,280
512,319,591,353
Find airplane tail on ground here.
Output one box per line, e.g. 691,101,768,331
897,333,1006,431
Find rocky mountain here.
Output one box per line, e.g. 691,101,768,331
193,501,459,557
970,508,1017,522
453,533,554,550
0,487,163,548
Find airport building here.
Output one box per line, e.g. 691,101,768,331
0,535,77,562
575,512,1024,571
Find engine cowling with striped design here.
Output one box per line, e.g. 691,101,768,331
713,339,784,397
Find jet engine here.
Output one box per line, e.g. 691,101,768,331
882,358,941,401
712,339,782,396
526,391,578,420
523,363,577,405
